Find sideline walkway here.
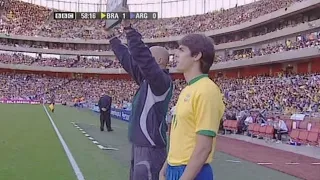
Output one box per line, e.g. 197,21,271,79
221,134,320,159
217,135,320,180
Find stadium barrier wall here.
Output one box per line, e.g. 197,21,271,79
91,105,130,122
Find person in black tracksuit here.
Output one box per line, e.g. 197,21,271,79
98,95,113,132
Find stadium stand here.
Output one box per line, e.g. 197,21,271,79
0,0,320,146
0,0,307,38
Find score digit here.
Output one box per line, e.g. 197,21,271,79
152,12,158,19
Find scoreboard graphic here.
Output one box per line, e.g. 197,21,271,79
53,12,158,20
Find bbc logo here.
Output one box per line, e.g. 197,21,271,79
67,13,74,19
54,12,61,19
54,12,75,20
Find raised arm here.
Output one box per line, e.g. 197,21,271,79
125,28,171,95
109,37,144,85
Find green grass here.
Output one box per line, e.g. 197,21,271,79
48,105,128,180
0,104,76,180
0,104,300,180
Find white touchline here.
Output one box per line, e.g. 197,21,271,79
42,105,85,180
225,160,241,163
257,162,272,165
285,162,300,165
97,145,105,149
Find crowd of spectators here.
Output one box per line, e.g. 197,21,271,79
0,0,51,36
0,53,34,65
0,0,306,41
0,31,319,68
0,73,68,100
0,0,317,70
35,0,304,39
219,73,320,119
0,0,319,119
0,53,123,68
0,72,319,118
219,34,320,63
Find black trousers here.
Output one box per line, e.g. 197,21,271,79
273,129,288,140
100,111,111,131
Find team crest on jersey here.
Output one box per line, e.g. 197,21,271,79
184,94,191,102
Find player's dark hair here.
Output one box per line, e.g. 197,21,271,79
178,34,215,73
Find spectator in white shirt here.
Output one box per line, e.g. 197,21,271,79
243,112,254,132
273,116,288,143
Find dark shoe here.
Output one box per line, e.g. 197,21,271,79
107,129,114,132
100,128,104,131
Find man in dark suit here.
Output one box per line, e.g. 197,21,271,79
98,95,113,132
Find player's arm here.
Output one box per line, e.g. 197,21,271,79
180,89,224,180
109,36,144,85
99,97,108,111
124,27,171,95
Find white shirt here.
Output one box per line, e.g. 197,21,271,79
244,116,253,125
274,120,288,131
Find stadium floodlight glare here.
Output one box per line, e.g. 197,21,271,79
105,0,129,30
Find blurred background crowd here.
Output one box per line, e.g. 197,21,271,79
1,72,319,118
0,0,319,120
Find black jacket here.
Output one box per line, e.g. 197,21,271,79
98,95,112,112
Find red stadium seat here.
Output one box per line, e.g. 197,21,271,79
307,132,319,146
298,120,309,130
226,120,232,129
315,122,320,128
265,125,274,139
310,121,317,128
310,127,320,133
223,120,229,132
252,124,261,136
230,121,239,132
223,120,229,128
297,130,308,144
289,129,300,142
248,123,255,135
223,120,238,133
223,120,232,133
258,125,267,137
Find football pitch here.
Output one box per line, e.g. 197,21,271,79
0,104,299,180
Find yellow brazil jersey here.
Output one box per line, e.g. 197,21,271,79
168,74,225,166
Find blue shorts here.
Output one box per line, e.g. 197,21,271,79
166,164,213,180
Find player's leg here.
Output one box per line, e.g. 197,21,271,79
106,110,113,131
129,145,135,180
132,145,166,180
100,113,105,131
